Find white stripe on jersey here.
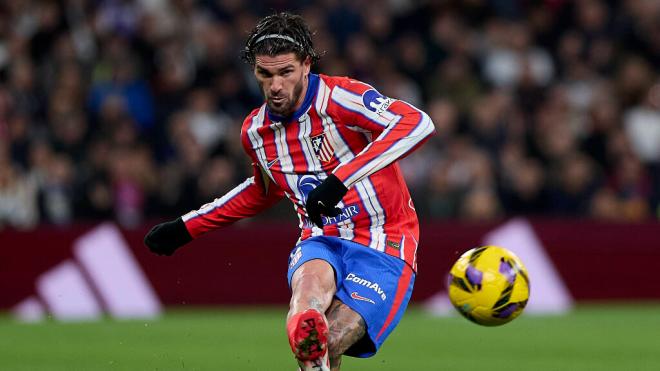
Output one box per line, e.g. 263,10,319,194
319,81,386,248
182,176,255,222
271,121,304,206
297,113,323,173
293,202,305,231
359,178,386,251
271,121,307,208
341,110,434,187
409,232,419,269
272,121,293,172
400,235,405,261
331,86,399,127
316,80,355,240
353,181,386,251
246,106,274,180
296,113,326,236
319,84,353,162
271,119,324,237
335,202,355,240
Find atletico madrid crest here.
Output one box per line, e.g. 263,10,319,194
311,132,335,163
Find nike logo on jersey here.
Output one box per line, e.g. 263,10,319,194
266,158,279,169
346,273,387,300
350,292,375,304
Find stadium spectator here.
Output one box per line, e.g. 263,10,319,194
0,0,658,228
624,81,660,164
0,139,38,229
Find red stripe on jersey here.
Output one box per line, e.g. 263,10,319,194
322,225,340,237
240,108,263,164
377,165,409,261
348,189,371,243
336,189,368,245
261,121,282,171
393,165,419,269
258,117,293,199
300,228,312,240
243,107,281,175
333,109,423,186
334,123,370,162
283,124,307,172
376,264,414,340
368,170,400,252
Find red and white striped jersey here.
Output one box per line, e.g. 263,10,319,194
182,74,435,271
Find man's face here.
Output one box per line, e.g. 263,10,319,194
254,53,311,117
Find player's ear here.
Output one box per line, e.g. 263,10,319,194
302,56,311,77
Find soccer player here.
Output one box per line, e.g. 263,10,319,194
144,12,435,371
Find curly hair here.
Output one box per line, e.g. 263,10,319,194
241,12,321,66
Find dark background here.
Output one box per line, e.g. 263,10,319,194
0,0,658,231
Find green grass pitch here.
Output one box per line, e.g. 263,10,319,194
1,304,658,370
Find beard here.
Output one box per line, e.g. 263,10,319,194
266,75,305,117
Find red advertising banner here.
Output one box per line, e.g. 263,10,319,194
1,219,659,311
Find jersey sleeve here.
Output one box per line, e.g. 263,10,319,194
327,78,436,188
182,112,283,238
181,162,284,238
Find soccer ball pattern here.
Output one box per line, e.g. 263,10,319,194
448,246,530,326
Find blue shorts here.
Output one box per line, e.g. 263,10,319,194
287,236,415,358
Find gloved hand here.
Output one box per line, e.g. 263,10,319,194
305,175,348,228
144,217,192,256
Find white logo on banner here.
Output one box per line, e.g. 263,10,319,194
37,261,103,321
424,218,573,316
12,223,162,322
483,218,573,314
12,297,45,322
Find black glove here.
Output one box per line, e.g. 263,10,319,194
144,217,192,256
305,175,348,228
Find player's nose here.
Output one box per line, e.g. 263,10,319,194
270,76,284,94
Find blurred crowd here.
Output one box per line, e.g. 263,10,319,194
0,0,659,230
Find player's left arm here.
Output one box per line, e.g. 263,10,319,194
304,79,435,227
329,80,436,188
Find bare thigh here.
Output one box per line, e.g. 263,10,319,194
288,259,337,318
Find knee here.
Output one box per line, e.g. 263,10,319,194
291,272,334,302
290,260,336,298
294,271,328,290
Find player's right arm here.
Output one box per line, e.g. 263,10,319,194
144,162,284,256
145,110,285,255
181,162,284,237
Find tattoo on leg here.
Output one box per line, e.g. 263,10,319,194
308,297,323,312
326,300,366,364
